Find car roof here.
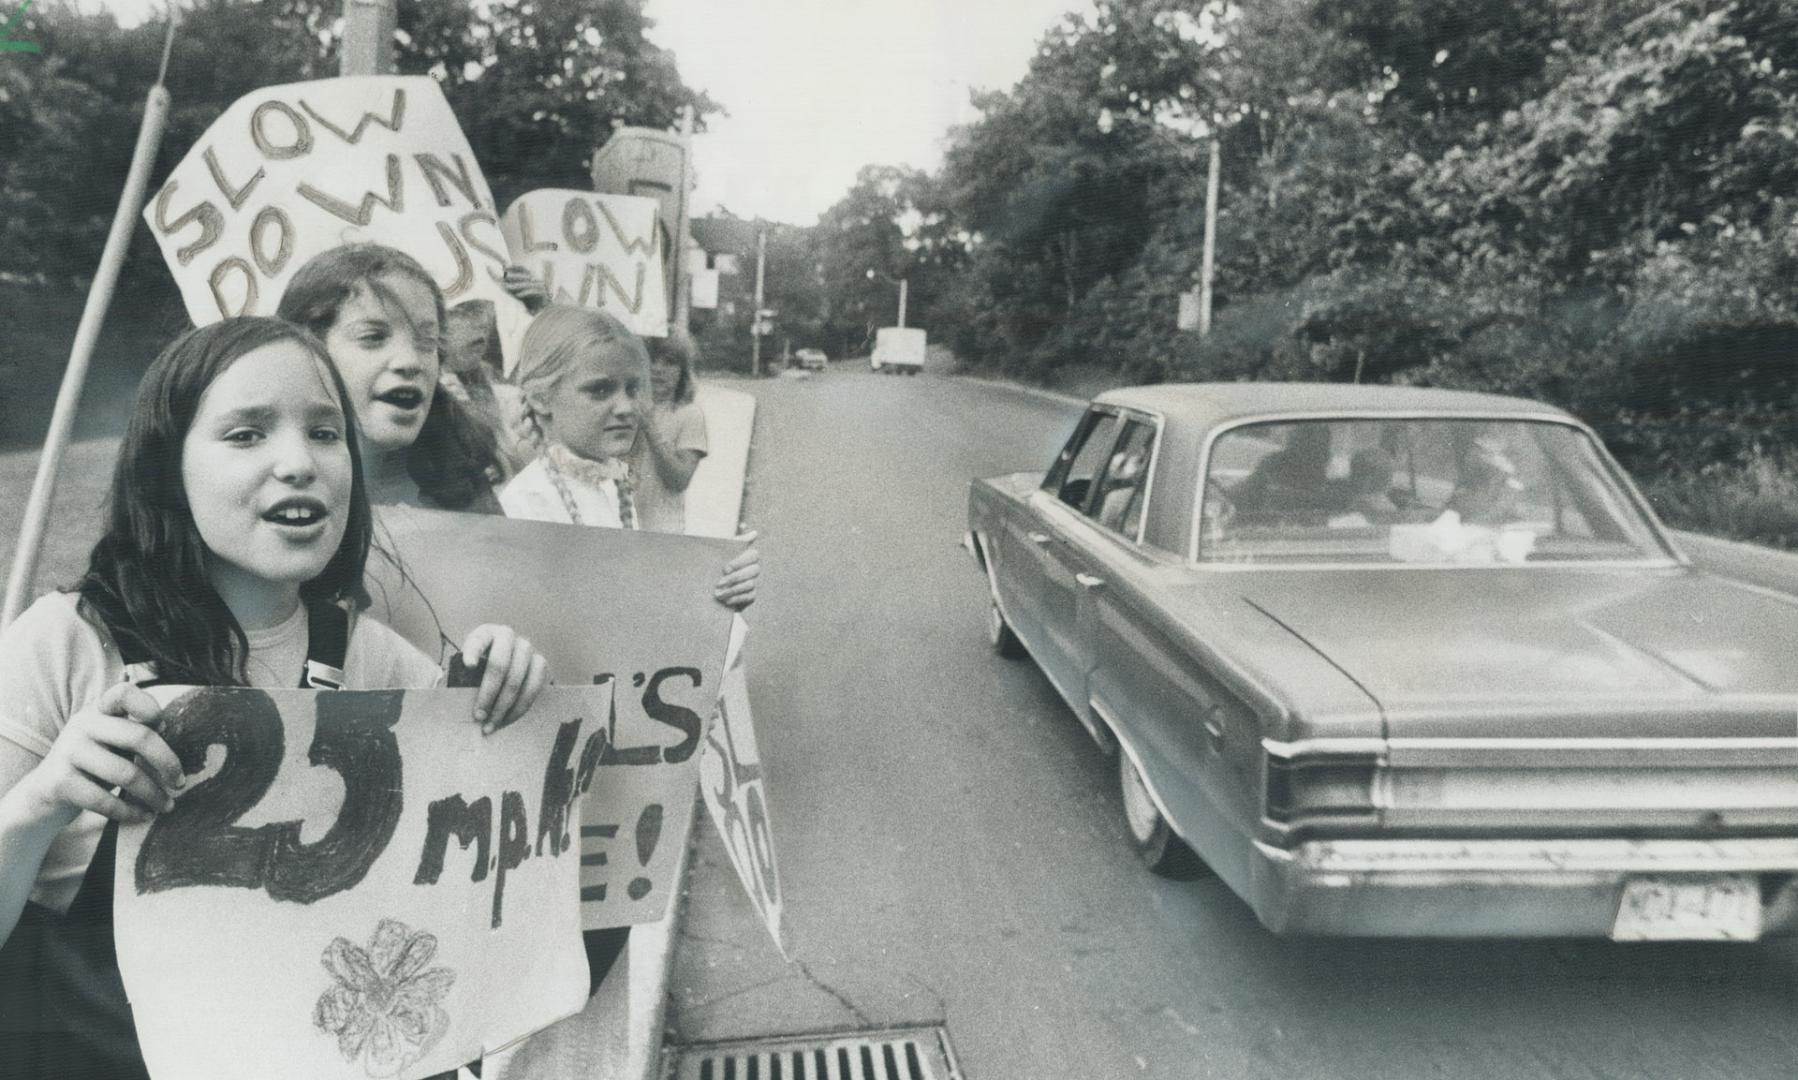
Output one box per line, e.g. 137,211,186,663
1093,382,1573,427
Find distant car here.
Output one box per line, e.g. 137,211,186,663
967,382,1798,940
795,347,829,372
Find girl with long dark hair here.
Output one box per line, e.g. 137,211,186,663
0,318,548,1080
277,243,508,513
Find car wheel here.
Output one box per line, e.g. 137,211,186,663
988,598,1027,659
1118,749,1206,879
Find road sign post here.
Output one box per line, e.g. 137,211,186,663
340,0,396,76
750,229,766,376
591,126,691,332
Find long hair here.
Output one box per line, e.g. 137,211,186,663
513,303,651,455
648,333,697,406
277,243,503,509
76,318,373,687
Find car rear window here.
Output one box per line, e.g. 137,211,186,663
1198,418,1672,565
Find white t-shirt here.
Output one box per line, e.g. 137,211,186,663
0,592,443,913
499,457,625,528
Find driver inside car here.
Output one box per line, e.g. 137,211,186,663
1448,433,1526,526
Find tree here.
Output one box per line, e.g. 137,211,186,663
394,0,719,208
814,164,963,356
1,0,715,294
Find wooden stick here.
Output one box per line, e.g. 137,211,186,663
2,17,176,628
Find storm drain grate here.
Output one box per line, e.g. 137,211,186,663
670,1026,963,1080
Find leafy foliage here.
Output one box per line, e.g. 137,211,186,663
841,0,1798,543
395,0,716,208
1,0,710,297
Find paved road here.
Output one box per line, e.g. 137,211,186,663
666,367,1798,1080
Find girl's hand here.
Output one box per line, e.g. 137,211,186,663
22,683,181,827
459,625,550,735
713,531,761,612
502,266,550,314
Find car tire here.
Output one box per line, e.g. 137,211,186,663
1118,749,1207,879
989,598,1028,659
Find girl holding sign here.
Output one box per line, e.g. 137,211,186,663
280,248,760,609
498,303,758,1012
279,244,510,513
0,318,551,1080
503,304,757,614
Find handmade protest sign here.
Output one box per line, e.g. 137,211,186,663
143,75,525,329
500,189,670,338
113,685,668,1080
366,506,739,928
700,618,786,953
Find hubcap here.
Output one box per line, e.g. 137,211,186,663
1119,752,1160,844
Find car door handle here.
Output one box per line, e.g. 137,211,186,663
1075,573,1106,590
1026,531,1054,546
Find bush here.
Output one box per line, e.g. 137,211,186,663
1638,447,1798,549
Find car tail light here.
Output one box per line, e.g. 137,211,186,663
1265,755,1380,825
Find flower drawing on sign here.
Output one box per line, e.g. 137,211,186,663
313,918,457,1077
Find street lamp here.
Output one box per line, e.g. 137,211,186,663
865,268,908,329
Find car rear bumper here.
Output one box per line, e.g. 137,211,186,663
1247,836,1798,938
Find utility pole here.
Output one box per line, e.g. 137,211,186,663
750,227,767,376
341,0,396,76
867,268,908,328
1198,135,1220,336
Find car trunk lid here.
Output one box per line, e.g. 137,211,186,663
1233,567,1798,835
1235,567,1798,741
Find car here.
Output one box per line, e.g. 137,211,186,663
795,347,829,372
966,382,1798,940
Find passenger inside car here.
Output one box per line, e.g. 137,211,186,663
1447,431,1526,526
1229,423,1333,525
1323,447,1402,525
1095,448,1148,532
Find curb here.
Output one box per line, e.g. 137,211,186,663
635,383,761,1080
624,821,695,1080
949,372,1084,407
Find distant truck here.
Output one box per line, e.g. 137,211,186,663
870,327,926,375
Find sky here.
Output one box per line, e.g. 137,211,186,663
648,0,1092,224
89,0,1095,225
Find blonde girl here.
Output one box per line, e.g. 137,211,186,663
501,304,759,610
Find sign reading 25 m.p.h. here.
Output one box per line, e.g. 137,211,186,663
111,685,684,1080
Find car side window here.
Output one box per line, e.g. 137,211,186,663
1050,412,1123,511
1088,418,1154,537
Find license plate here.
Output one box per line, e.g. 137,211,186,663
1610,876,1762,941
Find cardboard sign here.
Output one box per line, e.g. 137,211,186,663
500,190,670,337
365,506,739,928
143,76,524,326
700,619,785,953
112,685,681,1080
